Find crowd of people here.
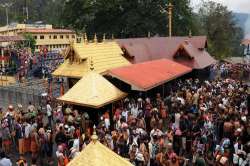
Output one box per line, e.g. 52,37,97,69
0,62,249,166
210,62,250,81
0,47,63,82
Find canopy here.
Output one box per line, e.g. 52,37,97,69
57,71,127,108
67,138,133,166
108,59,192,91
53,42,130,78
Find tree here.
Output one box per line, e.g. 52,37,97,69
61,0,197,38
198,1,244,59
23,33,36,52
61,0,95,32
170,0,198,36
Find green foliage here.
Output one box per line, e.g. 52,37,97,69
23,33,36,52
61,0,95,31
0,0,244,59
61,0,196,38
171,0,197,36
198,1,244,59
0,0,65,26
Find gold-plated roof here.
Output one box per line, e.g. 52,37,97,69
53,41,131,78
0,76,16,86
57,71,127,108
67,140,133,166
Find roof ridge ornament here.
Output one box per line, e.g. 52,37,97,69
94,33,98,43
90,57,94,71
91,125,98,143
84,33,88,44
148,31,151,38
189,30,192,38
103,33,106,42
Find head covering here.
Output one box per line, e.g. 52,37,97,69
64,124,69,129
135,153,144,162
8,105,14,110
241,116,247,122
152,108,158,112
236,128,242,133
17,104,23,108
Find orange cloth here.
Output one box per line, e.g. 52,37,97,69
24,138,31,153
18,138,25,155
30,135,39,153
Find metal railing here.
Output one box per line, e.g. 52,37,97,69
0,79,47,109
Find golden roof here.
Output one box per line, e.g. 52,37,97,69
67,140,133,166
57,71,127,108
0,76,16,86
53,41,131,78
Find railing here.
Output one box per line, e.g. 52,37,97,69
0,79,45,109
0,78,67,110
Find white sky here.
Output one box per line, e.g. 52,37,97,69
191,0,250,13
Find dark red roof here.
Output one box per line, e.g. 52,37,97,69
242,39,250,45
0,36,24,42
175,41,216,69
108,59,192,91
20,29,74,34
116,36,215,69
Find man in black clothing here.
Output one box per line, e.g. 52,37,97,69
55,126,67,146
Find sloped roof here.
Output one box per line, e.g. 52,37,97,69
67,140,133,166
242,39,250,45
57,71,127,108
20,28,74,34
116,36,215,69
175,41,216,69
0,76,16,86
108,59,192,91
0,36,24,42
53,42,131,78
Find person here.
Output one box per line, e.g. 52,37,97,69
31,158,37,166
16,156,27,166
46,102,53,127
30,128,39,159
46,128,54,165
56,145,68,166
23,121,32,154
16,119,24,155
2,119,11,154
27,102,35,113
55,125,67,146
194,151,206,166
0,150,12,166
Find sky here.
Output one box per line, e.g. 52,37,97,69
191,0,250,13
